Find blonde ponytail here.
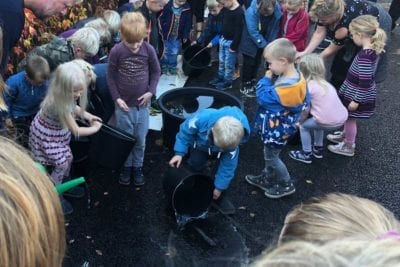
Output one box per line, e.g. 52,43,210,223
309,0,345,21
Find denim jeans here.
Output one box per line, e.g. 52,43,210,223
300,117,342,152
263,146,291,183
115,106,149,168
161,37,181,71
218,38,237,83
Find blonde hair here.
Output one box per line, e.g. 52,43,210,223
0,137,65,267
84,18,112,46
25,55,50,81
285,0,303,7
120,12,148,44
264,38,296,63
207,0,220,8
213,116,244,150
253,239,400,267
309,0,345,21
41,61,88,127
68,27,100,57
298,53,330,94
279,193,400,244
71,59,96,88
349,15,387,54
102,10,121,35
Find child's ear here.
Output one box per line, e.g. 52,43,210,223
279,57,289,64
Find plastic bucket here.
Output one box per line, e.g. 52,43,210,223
70,136,91,163
157,87,244,149
88,124,136,170
182,45,211,78
163,167,214,226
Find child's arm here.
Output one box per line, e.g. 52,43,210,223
74,105,102,123
65,112,101,137
245,7,267,48
213,147,240,197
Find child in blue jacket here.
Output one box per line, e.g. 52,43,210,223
4,55,50,147
195,0,224,49
159,0,192,75
245,38,309,199
169,106,250,215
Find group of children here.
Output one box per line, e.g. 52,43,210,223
0,0,388,214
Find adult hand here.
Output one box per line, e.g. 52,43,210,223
296,51,306,61
91,120,102,131
348,101,359,111
138,92,152,107
213,188,221,200
169,155,183,168
116,98,129,112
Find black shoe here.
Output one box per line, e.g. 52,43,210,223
245,172,273,191
132,167,145,186
209,76,223,86
63,186,85,198
119,167,132,185
212,196,235,215
264,181,295,199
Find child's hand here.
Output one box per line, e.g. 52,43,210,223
138,92,153,107
229,48,236,53
191,40,197,46
206,43,212,48
348,101,359,111
213,188,221,200
91,120,102,131
265,70,273,78
295,51,306,61
169,155,183,168
5,118,14,128
88,114,102,123
116,98,129,112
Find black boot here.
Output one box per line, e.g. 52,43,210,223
119,167,132,185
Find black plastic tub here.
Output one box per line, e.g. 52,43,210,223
88,124,136,170
163,167,214,227
157,87,244,149
182,45,211,78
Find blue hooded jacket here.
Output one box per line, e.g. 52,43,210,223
4,71,48,118
196,9,225,47
239,0,282,58
159,1,192,40
174,106,250,191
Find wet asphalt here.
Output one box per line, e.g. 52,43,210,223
64,12,400,267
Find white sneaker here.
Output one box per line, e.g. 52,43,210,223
328,142,355,157
326,131,344,144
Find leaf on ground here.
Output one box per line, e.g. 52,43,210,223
65,223,69,227
251,191,257,195
238,206,247,210
86,235,92,239
135,187,141,191
103,192,109,195
306,179,313,184
370,148,375,151
250,213,255,218
69,239,75,244
95,249,103,256
94,201,100,207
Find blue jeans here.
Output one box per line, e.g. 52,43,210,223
263,146,291,183
161,37,181,70
115,106,149,168
300,117,342,152
218,38,237,83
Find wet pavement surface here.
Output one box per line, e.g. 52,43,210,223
63,22,400,266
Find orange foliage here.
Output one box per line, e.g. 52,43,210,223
7,0,118,76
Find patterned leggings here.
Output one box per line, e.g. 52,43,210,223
50,157,72,185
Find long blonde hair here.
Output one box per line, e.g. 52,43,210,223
0,137,65,266
349,15,387,54
279,193,400,244
298,53,330,95
309,0,345,21
41,61,88,127
253,239,400,267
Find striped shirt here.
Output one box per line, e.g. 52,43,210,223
339,49,378,118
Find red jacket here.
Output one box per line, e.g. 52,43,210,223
279,6,309,52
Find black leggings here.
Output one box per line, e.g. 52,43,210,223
389,0,400,29
187,0,206,23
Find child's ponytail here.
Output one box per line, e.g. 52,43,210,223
371,28,387,54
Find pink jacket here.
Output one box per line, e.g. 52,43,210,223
279,6,309,52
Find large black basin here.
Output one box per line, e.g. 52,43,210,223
157,87,243,149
